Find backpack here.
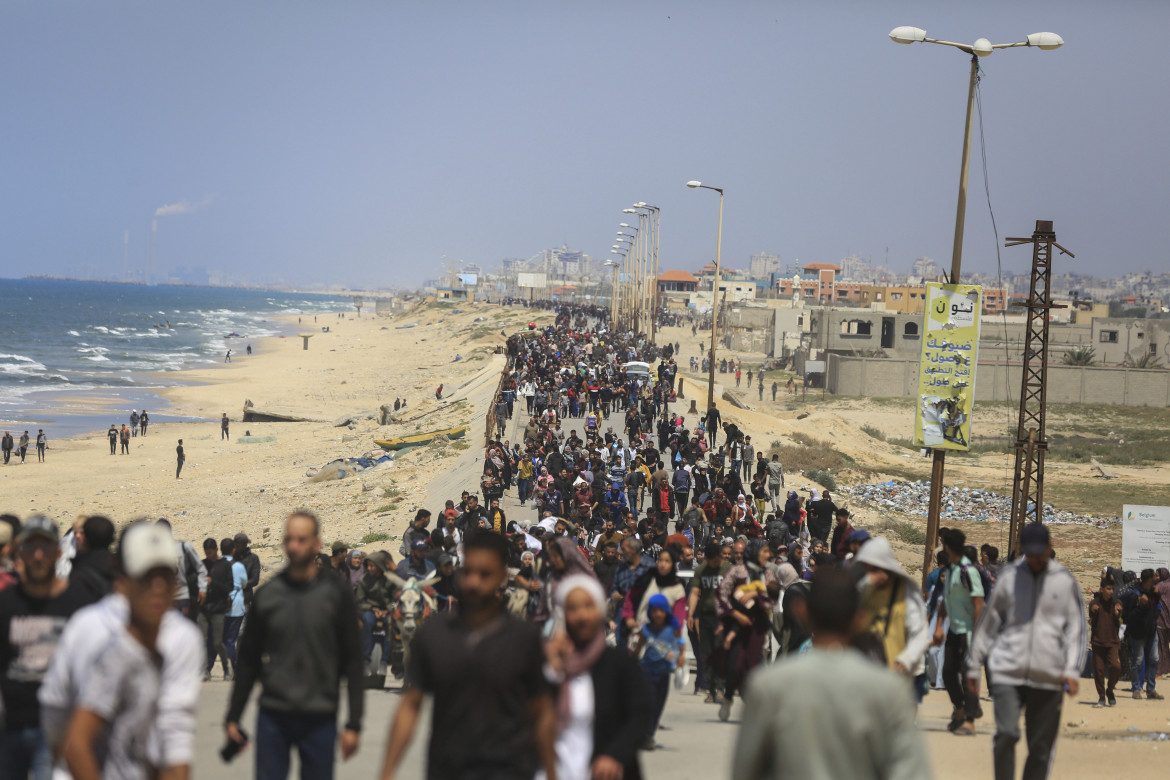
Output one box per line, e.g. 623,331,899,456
958,562,993,599
205,558,233,614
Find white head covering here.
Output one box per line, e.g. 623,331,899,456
555,573,607,613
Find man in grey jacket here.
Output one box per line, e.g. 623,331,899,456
966,523,1085,780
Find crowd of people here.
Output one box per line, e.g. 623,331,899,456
0,302,1168,780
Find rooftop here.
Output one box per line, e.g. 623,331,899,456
658,270,699,283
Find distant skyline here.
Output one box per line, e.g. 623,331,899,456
2,1,1167,287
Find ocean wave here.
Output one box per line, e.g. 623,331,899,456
67,330,80,337
85,355,111,362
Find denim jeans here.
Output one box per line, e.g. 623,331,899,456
0,727,50,780
643,667,672,738
1129,633,1159,693
362,610,392,663
256,708,337,780
224,615,244,665
198,611,230,676
990,685,1062,780
517,478,530,504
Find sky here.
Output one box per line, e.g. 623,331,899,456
1,0,1167,287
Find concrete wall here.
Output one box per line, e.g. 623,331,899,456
826,354,1170,407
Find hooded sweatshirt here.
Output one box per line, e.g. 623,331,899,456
853,538,930,675
966,557,1086,692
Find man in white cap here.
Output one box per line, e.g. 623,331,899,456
40,520,204,780
58,521,199,779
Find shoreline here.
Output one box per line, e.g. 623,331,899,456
0,301,550,582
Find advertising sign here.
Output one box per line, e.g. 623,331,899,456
914,283,981,450
1122,505,1170,571
456,273,478,287
517,272,546,288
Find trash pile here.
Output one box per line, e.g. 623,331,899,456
838,481,1119,527
306,451,394,483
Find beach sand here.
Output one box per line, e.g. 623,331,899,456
0,301,548,578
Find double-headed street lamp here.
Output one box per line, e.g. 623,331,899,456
890,25,1062,578
686,180,724,413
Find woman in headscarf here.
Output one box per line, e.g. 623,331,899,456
535,536,597,632
540,575,650,780
346,549,365,592
781,490,802,536
622,547,688,631
713,544,773,721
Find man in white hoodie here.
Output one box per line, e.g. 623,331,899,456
966,523,1086,780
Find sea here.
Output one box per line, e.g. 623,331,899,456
0,278,350,437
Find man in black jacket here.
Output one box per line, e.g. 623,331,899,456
68,515,116,601
233,532,261,605
225,511,365,778
1123,568,1165,700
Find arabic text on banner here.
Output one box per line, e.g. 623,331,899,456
914,283,982,451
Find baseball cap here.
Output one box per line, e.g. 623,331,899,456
120,523,179,578
1019,523,1051,556
331,540,349,554
437,553,454,567
18,516,59,544
848,529,871,545
411,539,428,552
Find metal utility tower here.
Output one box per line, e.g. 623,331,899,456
1004,220,1074,557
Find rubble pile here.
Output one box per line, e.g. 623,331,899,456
839,481,1118,528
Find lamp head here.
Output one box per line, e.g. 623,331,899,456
972,37,993,56
635,202,647,207
889,26,926,44
619,223,631,228
622,208,636,214
1026,32,1063,50
686,180,702,189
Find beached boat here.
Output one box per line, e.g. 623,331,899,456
374,425,468,451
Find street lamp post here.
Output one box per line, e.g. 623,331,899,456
617,229,638,332
604,258,621,329
632,203,661,342
686,180,724,413
890,25,1063,580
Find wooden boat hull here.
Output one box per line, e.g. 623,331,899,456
375,425,468,451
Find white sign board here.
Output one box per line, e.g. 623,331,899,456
1122,504,1170,571
805,360,826,373
517,272,546,288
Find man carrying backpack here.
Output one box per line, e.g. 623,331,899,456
158,519,206,620
932,528,984,736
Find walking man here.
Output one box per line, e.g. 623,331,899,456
176,439,185,479
1122,567,1164,700
765,454,784,513
35,430,46,463
130,410,139,437
0,516,95,777
378,531,556,780
733,567,930,779
1,432,12,464
967,523,1086,780
221,413,230,441
932,527,984,735
225,511,365,780
119,425,130,455
107,425,118,455
17,432,29,464
1089,573,1122,706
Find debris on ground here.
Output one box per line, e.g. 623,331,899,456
838,480,1119,527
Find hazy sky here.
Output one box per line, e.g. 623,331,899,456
2,1,1167,287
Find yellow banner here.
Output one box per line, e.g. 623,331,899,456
914,283,981,450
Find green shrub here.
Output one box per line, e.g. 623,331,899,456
803,469,837,491
360,531,391,544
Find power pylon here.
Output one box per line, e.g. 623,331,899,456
1004,220,1075,558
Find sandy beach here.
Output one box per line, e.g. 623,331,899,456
0,301,549,578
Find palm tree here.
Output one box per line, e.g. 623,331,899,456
1062,346,1096,366
1125,352,1163,369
